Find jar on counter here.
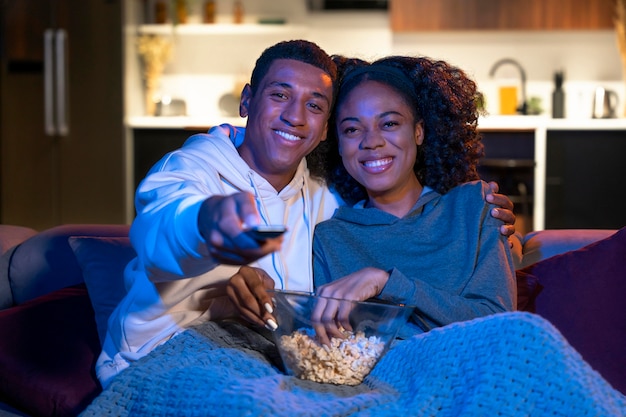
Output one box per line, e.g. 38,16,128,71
154,1,168,24
175,0,188,24
204,0,216,24
233,0,244,24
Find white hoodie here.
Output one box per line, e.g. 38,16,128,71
96,125,341,386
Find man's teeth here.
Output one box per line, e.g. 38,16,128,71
363,158,392,168
275,130,301,141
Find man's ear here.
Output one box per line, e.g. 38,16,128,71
415,120,425,146
239,84,252,117
320,121,329,142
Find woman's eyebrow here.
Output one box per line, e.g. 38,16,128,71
339,116,360,124
339,110,403,124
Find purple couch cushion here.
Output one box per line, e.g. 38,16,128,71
518,226,626,394
0,285,101,417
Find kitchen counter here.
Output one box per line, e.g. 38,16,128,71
127,116,245,130
127,115,626,130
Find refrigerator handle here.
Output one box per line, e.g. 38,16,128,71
44,29,56,136
55,29,69,136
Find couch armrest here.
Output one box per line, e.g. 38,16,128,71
519,229,617,269
0,225,38,256
0,226,39,310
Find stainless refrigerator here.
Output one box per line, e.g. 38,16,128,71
0,0,126,230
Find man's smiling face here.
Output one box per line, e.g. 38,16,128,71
238,59,334,191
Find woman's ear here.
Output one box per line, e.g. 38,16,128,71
239,84,252,117
414,120,425,146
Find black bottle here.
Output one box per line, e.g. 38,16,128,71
552,71,565,118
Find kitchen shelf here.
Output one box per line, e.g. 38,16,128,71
138,23,307,36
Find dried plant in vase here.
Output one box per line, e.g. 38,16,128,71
615,0,626,116
137,35,172,116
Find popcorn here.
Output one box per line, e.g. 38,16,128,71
278,328,384,385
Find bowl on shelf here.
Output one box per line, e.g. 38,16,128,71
269,290,412,385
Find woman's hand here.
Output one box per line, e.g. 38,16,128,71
226,266,277,330
312,267,389,346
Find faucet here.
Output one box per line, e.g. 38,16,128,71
489,58,527,115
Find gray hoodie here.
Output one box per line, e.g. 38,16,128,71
313,181,516,337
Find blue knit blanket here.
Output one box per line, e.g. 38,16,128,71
81,312,625,416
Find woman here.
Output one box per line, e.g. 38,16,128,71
311,56,516,344
306,56,624,414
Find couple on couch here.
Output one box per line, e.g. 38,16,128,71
86,40,624,415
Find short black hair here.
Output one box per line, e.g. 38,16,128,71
249,40,338,98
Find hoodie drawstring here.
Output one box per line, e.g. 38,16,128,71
247,172,288,289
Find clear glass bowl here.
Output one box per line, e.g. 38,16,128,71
269,290,412,385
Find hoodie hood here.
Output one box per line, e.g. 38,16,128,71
333,187,439,226
183,124,308,224
185,125,307,198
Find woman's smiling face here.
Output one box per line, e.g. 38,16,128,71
336,80,424,204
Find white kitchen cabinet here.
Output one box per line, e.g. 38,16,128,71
478,116,626,231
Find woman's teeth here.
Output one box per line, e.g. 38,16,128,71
363,157,392,168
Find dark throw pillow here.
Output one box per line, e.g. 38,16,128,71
0,285,102,417
518,227,626,395
515,269,543,313
68,236,136,345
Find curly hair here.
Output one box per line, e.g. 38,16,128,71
308,55,485,205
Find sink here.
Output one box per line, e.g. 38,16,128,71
489,58,528,115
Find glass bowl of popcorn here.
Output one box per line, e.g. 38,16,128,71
269,290,412,386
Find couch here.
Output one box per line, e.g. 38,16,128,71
0,224,624,416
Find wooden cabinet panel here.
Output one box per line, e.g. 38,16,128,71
390,0,615,31
1,0,125,230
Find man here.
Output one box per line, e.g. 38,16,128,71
96,40,515,388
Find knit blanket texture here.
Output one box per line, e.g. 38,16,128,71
81,312,626,416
